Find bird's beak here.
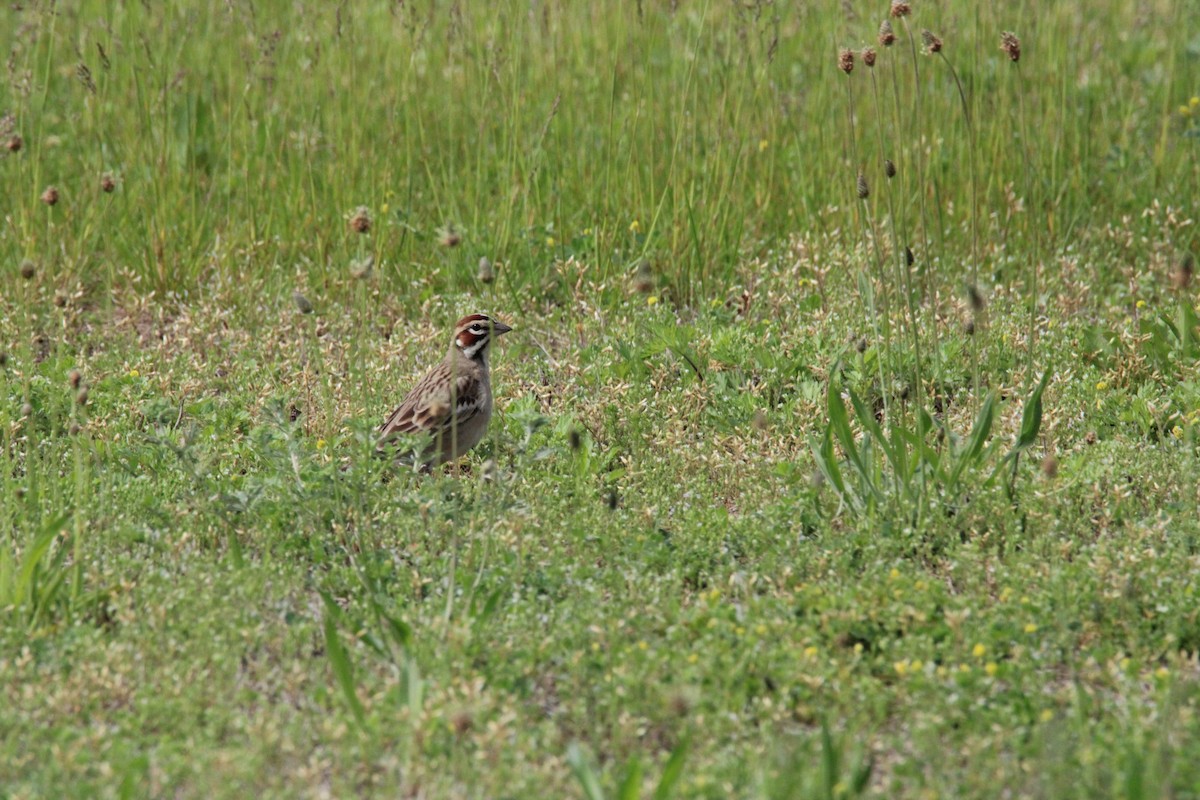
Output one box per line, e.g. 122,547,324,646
491,320,513,335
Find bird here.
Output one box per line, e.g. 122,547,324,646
378,313,513,470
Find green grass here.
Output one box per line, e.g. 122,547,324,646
2,0,1200,797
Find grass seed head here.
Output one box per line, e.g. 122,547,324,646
292,290,314,314
480,459,498,482
478,256,495,284
568,428,582,451
922,30,942,53
75,388,88,406
100,173,117,193
862,47,877,67
605,487,618,510
855,336,868,353
20,259,36,280
349,255,374,280
348,207,371,234
905,246,915,267
856,173,870,199
20,402,33,418
1172,252,1194,291
0,351,7,367
41,185,59,206
68,368,82,389
1041,454,1059,480
964,318,976,336
838,48,854,74
1001,32,1021,62
890,2,911,19
68,422,82,435
53,290,68,307
633,259,654,293
438,224,462,248
5,134,21,152
967,284,986,313
884,159,896,178
879,20,896,47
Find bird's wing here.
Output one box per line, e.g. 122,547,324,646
379,368,483,442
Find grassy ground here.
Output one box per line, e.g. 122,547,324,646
2,1,1200,797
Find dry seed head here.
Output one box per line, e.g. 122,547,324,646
100,173,116,193
292,290,314,314
568,428,582,451
20,402,33,417
68,368,82,389
438,224,462,248
75,388,88,406
905,246,915,267
633,259,654,293
348,207,371,234
0,351,7,367
605,487,619,510
68,422,82,435
856,173,870,199
53,290,68,307
1041,454,1058,480
41,185,59,206
967,284,986,313
838,48,854,74
855,336,868,354
884,159,896,178
964,319,976,336
751,409,769,431
480,458,498,482
1172,253,1194,291
1000,32,1021,63
890,2,911,19
4,134,21,152
477,257,495,284
349,255,374,280
922,30,942,54
862,47,877,67
20,259,36,280
879,20,896,47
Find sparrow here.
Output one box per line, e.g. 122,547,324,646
378,313,512,469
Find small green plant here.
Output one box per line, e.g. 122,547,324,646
0,513,73,628
812,369,1049,523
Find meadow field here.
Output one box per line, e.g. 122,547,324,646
2,0,1199,796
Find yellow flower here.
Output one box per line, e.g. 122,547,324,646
1191,96,1200,107
1040,709,1054,723
910,659,923,672
804,645,819,658
735,626,745,637
972,643,987,659
755,624,768,635
889,568,901,580
984,662,999,677
545,236,556,247
127,368,139,378
1136,299,1146,309
381,202,390,215
316,438,327,450
894,660,909,677
687,653,698,664
1024,623,1038,634
647,296,659,306
1095,380,1108,391
637,640,648,651
758,138,769,152
1182,105,1193,117
629,219,640,233
1155,666,1170,680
